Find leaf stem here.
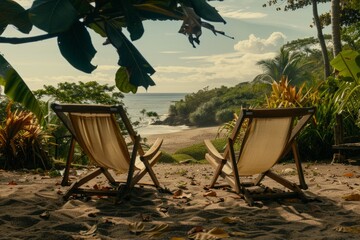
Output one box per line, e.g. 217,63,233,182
0,33,58,44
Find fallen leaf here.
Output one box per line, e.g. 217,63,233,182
173,190,192,199
229,231,247,237
177,181,188,189
334,225,360,233
188,226,205,235
189,227,230,239
8,181,17,185
343,172,354,178
207,227,230,238
140,213,152,222
39,211,50,220
222,216,243,224
129,221,145,234
203,191,217,197
143,223,169,239
80,225,97,236
158,206,168,213
342,193,360,201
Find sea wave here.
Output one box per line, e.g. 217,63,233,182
136,124,190,136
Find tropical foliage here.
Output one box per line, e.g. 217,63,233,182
34,81,124,105
0,54,44,124
164,83,270,126
0,103,52,170
331,50,360,115
265,76,317,108
254,47,312,86
0,0,227,93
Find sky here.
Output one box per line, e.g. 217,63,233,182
0,0,331,94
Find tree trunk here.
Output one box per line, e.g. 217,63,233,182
331,0,342,56
311,0,331,79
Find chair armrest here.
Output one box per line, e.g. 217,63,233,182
204,139,224,162
142,138,163,160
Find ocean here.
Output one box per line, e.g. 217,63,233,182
122,93,190,136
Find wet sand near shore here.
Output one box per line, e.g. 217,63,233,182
144,126,222,153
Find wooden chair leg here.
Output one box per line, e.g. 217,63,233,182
61,137,76,186
63,168,103,200
228,138,241,194
292,142,307,190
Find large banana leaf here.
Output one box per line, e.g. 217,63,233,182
105,20,155,91
332,50,360,113
0,55,44,124
29,0,78,33
0,0,32,34
58,21,97,73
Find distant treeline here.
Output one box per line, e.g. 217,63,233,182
159,82,271,127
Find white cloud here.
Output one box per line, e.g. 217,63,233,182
160,51,183,54
149,32,284,91
234,32,286,53
217,6,267,20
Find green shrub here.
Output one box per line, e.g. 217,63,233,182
189,98,221,126
215,109,234,124
0,103,52,170
158,152,177,163
174,138,227,160
171,153,196,163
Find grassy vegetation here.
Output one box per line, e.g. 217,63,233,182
158,138,227,163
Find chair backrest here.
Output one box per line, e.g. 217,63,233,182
51,103,136,174
228,107,315,176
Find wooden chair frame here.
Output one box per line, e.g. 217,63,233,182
51,103,162,200
205,107,316,206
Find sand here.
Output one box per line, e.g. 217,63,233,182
1,128,360,239
144,126,222,153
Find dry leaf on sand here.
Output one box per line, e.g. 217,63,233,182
189,227,229,239
129,221,145,234
173,189,192,199
342,193,360,201
79,225,97,236
222,216,244,224
334,225,360,233
203,191,217,197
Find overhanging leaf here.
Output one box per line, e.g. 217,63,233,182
29,0,78,33
69,0,94,15
105,20,156,90
189,0,226,23
0,55,44,124
122,0,144,41
58,21,97,73
134,3,183,21
115,67,137,93
0,0,32,34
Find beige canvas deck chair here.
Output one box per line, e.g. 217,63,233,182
51,103,163,200
205,107,315,206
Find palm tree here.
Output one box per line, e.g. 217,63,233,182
253,47,311,86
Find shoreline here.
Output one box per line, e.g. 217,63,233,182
143,125,222,153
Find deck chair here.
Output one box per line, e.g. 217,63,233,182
205,107,315,206
51,103,163,200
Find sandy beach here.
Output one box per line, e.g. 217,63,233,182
144,126,222,153
1,128,360,239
